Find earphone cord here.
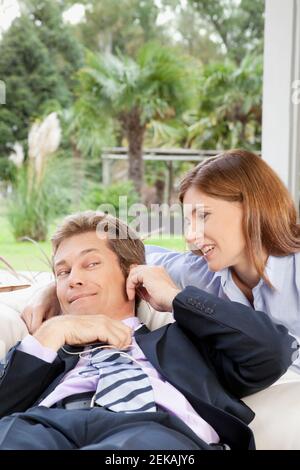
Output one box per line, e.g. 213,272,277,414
61,344,144,367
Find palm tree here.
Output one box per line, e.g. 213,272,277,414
76,43,194,195
187,54,263,150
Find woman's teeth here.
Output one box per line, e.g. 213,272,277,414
203,245,215,255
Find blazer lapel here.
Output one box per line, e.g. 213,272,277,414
135,324,167,376
38,345,80,400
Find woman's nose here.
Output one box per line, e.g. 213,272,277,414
184,220,204,244
185,226,196,243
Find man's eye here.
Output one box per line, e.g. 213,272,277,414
56,270,69,277
87,262,100,268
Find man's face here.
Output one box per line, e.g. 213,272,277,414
54,231,134,319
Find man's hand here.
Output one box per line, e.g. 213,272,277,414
21,282,60,334
33,315,133,352
126,265,180,312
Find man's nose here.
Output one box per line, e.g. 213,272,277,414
68,268,84,287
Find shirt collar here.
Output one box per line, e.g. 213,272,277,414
122,316,142,331
263,255,289,292
206,267,229,289
205,255,289,292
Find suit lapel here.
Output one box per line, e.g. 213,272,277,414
135,324,167,376
57,346,80,373
37,345,80,400
57,342,105,373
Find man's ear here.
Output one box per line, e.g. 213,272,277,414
126,263,138,280
129,263,139,270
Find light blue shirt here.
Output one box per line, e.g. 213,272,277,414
145,245,300,372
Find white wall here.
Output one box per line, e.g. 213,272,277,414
262,0,300,212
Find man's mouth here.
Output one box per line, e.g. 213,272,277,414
68,293,97,304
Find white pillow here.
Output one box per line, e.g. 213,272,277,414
0,306,28,359
242,370,300,449
0,270,54,357
137,300,174,330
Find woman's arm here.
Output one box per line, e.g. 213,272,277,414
145,245,212,290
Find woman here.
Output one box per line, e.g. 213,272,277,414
146,149,300,372
22,150,300,369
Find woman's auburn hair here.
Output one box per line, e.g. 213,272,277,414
179,149,300,287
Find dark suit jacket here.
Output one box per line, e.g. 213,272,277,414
0,286,297,449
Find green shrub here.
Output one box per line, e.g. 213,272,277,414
7,158,75,241
83,181,139,219
0,158,17,183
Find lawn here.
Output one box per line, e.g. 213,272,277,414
0,212,186,272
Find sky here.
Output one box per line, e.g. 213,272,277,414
0,0,20,33
0,1,86,34
0,0,185,36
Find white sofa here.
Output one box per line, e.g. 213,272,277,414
1,269,300,450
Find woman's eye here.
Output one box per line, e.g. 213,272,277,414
196,212,209,220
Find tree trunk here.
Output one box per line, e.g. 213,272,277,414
120,108,146,197
167,161,173,205
155,171,165,204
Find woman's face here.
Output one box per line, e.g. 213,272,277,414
183,186,247,272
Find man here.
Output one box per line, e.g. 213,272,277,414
0,211,297,450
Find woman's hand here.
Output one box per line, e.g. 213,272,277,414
126,265,181,312
34,315,133,352
21,282,60,334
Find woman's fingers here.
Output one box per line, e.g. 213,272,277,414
20,306,32,332
126,267,145,300
21,306,43,334
136,285,151,303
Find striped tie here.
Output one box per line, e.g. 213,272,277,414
88,349,157,413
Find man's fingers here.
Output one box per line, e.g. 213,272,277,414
110,324,132,349
98,318,132,349
105,329,131,350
